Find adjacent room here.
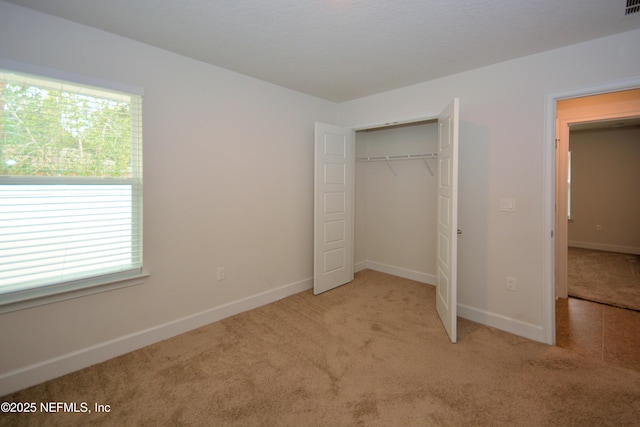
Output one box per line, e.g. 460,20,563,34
1,1,640,424
566,114,640,310
554,89,640,371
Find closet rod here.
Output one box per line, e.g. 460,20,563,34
356,153,437,177
355,152,437,162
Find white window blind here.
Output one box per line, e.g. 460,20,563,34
0,68,143,305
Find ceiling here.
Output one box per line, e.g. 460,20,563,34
5,0,640,102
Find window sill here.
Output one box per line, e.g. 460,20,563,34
0,272,150,314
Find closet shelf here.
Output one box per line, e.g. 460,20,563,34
355,153,437,162
356,153,437,177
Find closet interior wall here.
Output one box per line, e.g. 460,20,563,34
354,121,439,284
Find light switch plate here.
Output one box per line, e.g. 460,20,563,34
500,198,516,212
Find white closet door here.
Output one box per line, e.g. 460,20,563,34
314,122,355,294
436,98,460,343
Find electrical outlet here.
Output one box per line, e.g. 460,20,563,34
506,276,516,292
217,267,226,281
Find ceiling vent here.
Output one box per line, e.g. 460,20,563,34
624,0,640,16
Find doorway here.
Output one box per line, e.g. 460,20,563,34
555,89,640,301
543,80,640,345
314,98,460,342
564,116,640,309
354,119,438,283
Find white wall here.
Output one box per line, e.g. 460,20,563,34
338,28,640,342
0,2,336,395
354,122,438,282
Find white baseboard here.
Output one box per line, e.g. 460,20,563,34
355,260,436,285
1,269,548,396
458,303,545,343
0,277,313,396
355,262,545,342
568,241,640,255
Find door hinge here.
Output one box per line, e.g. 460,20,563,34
551,230,554,238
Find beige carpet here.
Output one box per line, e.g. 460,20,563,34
568,247,640,311
3,269,640,426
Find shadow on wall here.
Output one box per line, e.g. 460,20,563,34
457,121,490,309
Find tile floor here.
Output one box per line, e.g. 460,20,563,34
556,297,640,372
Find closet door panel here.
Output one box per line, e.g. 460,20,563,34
314,123,355,294
436,98,460,343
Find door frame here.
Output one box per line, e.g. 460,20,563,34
344,105,459,343
542,77,640,345
351,114,439,132
555,96,640,299
313,116,435,292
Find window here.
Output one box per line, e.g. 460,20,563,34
0,67,144,310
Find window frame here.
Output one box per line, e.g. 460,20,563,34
0,60,147,313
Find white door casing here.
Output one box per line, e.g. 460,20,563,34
555,92,640,300
436,98,460,343
314,99,459,343
313,122,355,294
543,79,640,345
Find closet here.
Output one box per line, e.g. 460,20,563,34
354,120,439,285
314,98,459,342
